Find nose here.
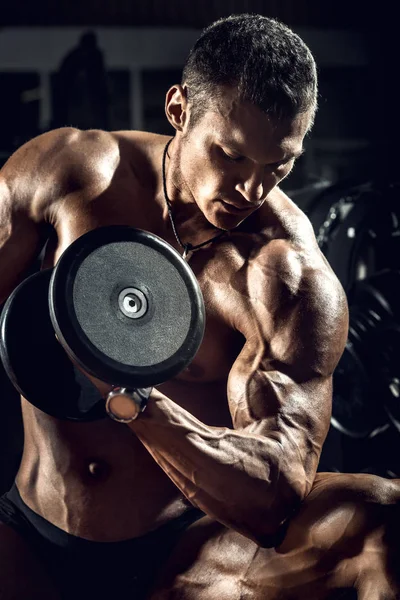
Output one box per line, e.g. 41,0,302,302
235,169,265,204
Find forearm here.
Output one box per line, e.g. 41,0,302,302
128,391,302,543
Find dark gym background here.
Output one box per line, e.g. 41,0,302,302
0,1,399,493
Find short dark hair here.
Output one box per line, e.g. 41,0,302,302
182,14,318,127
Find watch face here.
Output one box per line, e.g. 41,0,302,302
105,389,141,423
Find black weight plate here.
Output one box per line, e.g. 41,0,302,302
0,270,106,421
49,226,205,389
375,325,400,434
349,270,400,320
331,340,389,439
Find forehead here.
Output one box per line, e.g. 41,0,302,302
193,91,310,159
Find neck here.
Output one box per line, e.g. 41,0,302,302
162,138,226,255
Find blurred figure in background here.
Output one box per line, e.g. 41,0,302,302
52,31,109,130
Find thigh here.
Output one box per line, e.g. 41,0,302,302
0,521,61,600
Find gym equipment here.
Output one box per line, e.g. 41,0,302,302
0,226,205,421
331,270,400,438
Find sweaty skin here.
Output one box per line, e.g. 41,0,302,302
0,86,352,594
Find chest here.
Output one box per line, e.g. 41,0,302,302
48,187,255,385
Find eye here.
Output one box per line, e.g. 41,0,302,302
220,148,245,162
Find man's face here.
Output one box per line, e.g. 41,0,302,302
175,91,311,231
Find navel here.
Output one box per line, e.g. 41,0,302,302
87,459,109,479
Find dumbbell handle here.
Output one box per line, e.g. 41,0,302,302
105,387,151,423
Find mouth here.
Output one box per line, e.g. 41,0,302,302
220,200,253,213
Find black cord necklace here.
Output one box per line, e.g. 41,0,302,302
162,139,227,260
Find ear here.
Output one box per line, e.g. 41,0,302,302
165,85,189,132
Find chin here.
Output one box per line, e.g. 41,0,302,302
210,205,250,231
211,212,245,231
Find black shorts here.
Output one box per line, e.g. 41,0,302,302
0,484,204,600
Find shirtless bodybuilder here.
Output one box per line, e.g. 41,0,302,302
0,14,392,600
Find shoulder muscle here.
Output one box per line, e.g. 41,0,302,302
246,239,349,380
0,127,119,223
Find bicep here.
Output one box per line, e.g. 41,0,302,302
228,260,347,438
227,335,334,496
228,338,333,440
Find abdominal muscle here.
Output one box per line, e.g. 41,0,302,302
14,375,232,542
15,397,190,542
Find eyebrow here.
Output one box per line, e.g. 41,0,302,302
271,148,305,165
218,139,305,165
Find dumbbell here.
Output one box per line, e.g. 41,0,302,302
0,226,205,421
